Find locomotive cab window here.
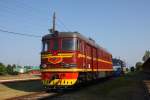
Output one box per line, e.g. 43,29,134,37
42,41,49,52
62,38,76,50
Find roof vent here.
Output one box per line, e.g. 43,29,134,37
74,31,79,34
51,30,59,37
89,37,95,43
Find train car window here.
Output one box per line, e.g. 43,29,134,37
99,50,101,58
82,42,85,53
77,40,80,51
108,55,110,61
52,39,59,50
80,41,84,52
77,39,83,52
62,39,76,50
101,52,103,58
93,48,96,57
42,41,49,52
86,45,91,56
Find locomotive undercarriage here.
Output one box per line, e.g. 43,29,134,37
77,71,111,83
43,71,112,91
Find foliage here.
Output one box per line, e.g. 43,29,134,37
130,66,135,72
12,64,16,69
112,58,126,67
6,64,18,75
0,63,6,75
135,62,143,71
10,71,19,75
142,50,150,62
126,68,129,72
0,62,19,75
6,64,13,74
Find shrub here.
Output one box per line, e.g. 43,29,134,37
0,63,6,75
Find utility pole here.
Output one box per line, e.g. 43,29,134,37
49,12,56,34
53,12,56,33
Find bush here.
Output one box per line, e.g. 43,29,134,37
0,63,20,75
6,64,13,74
0,63,6,75
130,66,135,72
135,62,143,71
6,64,18,75
10,71,19,75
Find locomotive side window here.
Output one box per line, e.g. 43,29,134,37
77,40,80,50
79,40,84,52
76,39,84,53
62,38,76,50
77,39,82,51
42,41,49,52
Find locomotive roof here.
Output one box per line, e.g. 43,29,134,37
42,32,111,55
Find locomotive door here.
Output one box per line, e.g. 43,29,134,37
92,48,97,72
85,44,92,71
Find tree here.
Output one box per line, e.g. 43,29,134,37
6,64,13,74
130,66,135,72
12,64,16,69
126,68,129,72
135,62,143,71
0,63,6,75
11,64,18,75
6,64,19,75
112,58,126,67
142,50,150,62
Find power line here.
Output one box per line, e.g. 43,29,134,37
0,0,71,32
0,28,42,38
0,1,47,29
0,1,71,36
57,18,70,32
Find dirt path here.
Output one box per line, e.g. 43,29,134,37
0,74,40,80
0,80,43,100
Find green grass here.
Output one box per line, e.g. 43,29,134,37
89,72,142,96
66,72,147,100
98,77,133,95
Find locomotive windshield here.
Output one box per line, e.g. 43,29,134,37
42,39,59,52
42,38,76,52
62,38,76,50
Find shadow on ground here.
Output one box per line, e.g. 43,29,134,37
43,72,150,100
2,80,43,92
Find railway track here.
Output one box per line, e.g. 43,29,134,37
7,91,60,100
0,77,40,83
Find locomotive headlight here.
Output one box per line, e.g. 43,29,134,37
62,63,70,67
69,64,77,67
61,62,70,67
41,64,47,68
65,64,70,67
61,63,77,67
61,62,77,67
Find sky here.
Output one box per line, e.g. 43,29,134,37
0,0,150,67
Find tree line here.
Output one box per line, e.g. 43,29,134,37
0,50,149,75
134,50,150,71
0,63,18,75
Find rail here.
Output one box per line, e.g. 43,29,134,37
0,77,40,83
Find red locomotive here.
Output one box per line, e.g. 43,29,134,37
41,14,113,89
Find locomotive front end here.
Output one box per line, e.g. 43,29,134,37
41,32,79,89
